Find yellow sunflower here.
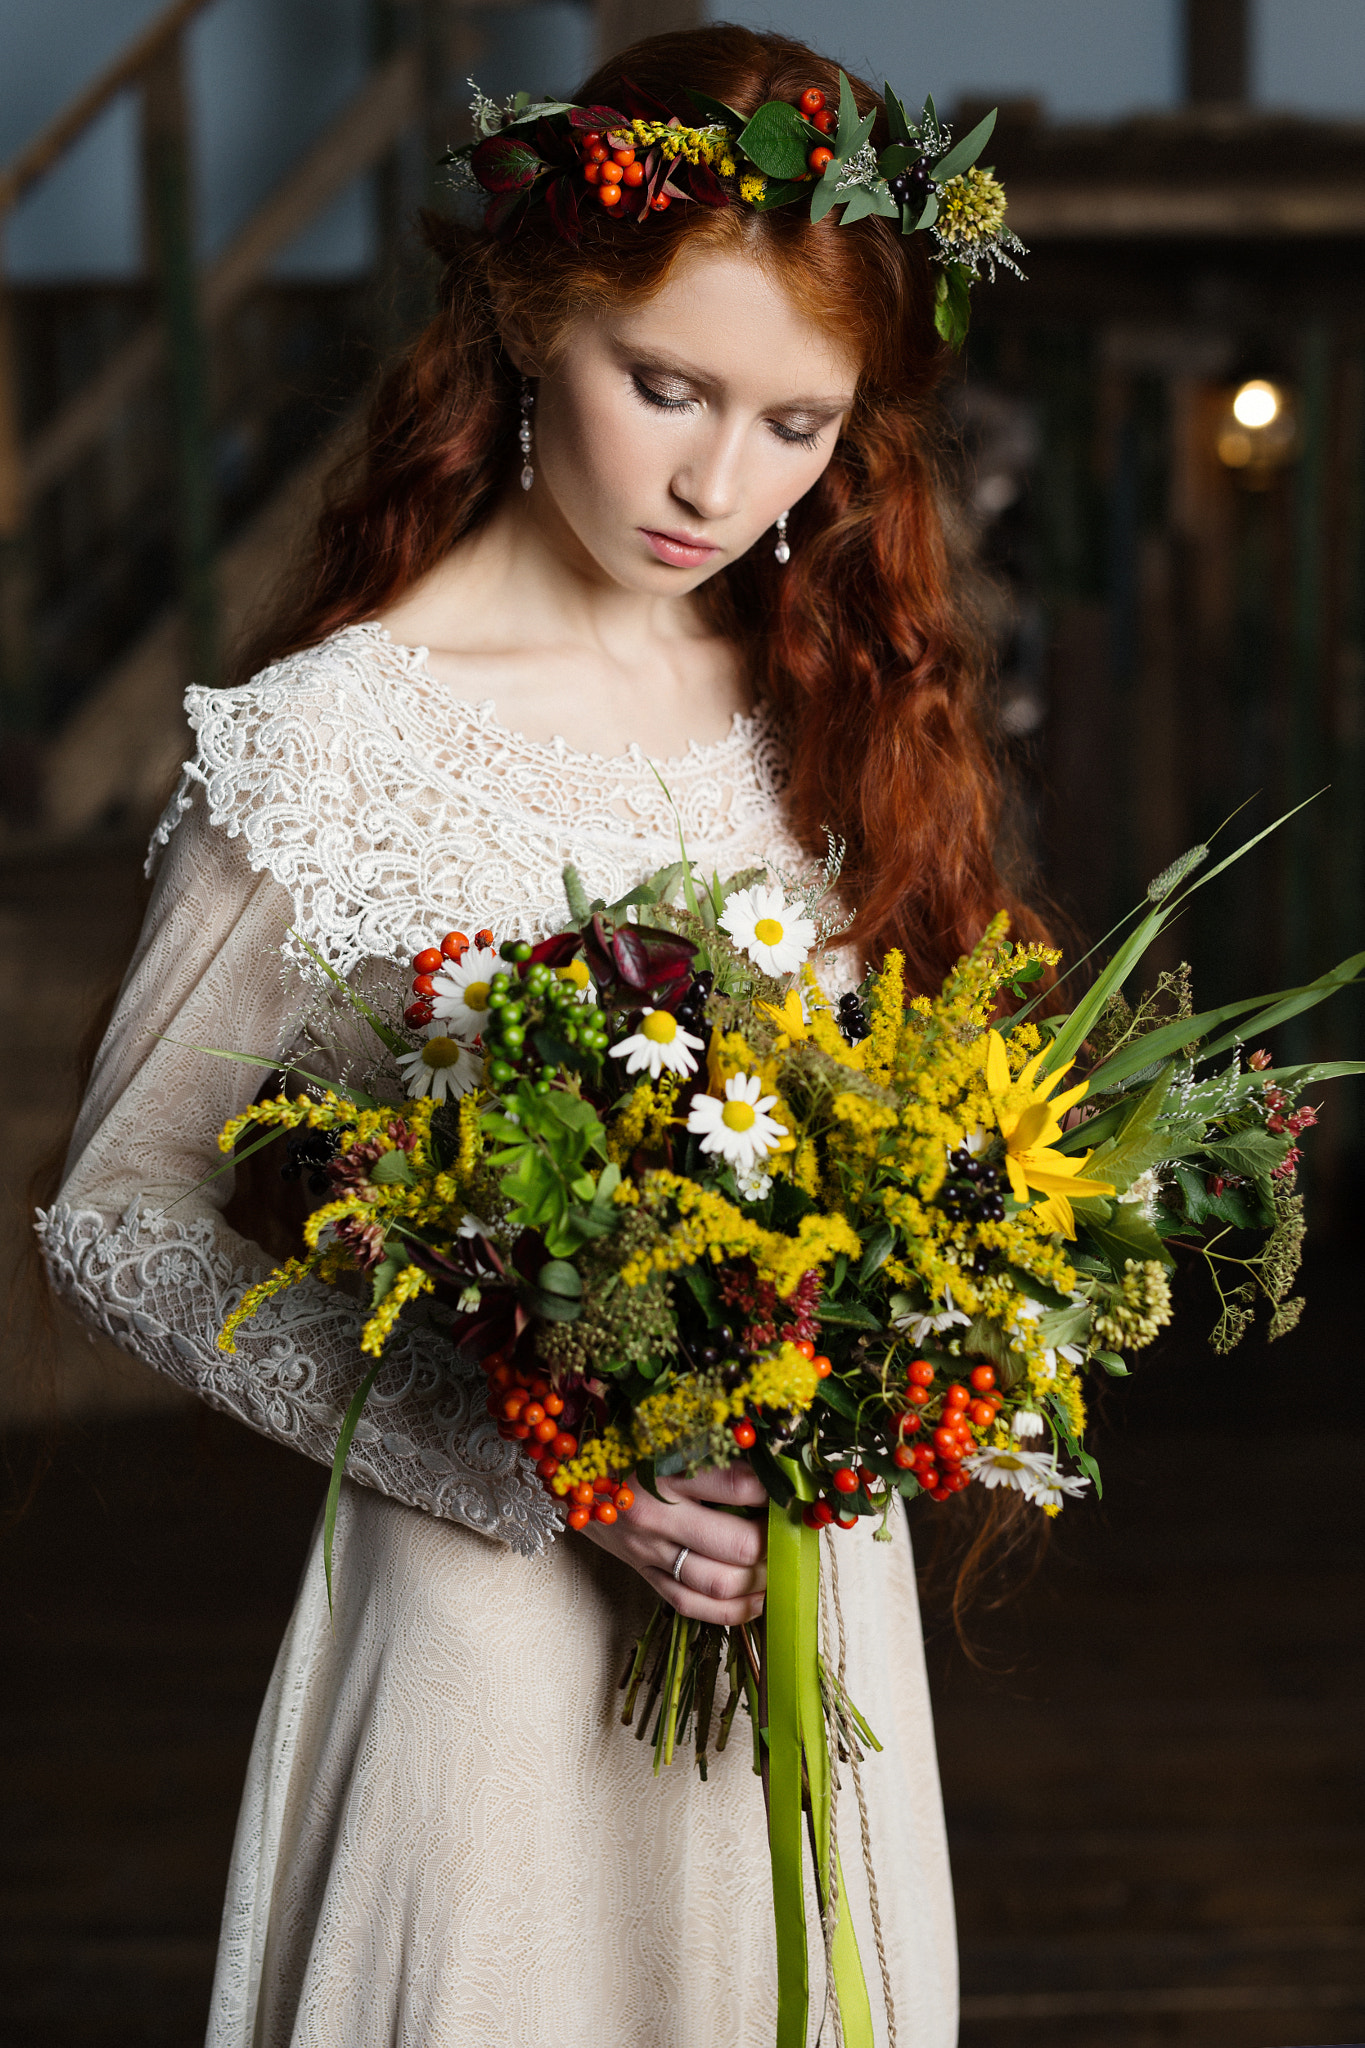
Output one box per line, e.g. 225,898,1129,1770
983,1030,1116,1237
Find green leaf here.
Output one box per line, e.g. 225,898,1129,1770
1172,1162,1265,1230
883,82,914,146
814,1376,860,1421
1074,1198,1174,1276
1036,1302,1091,1351
933,263,971,350
748,1438,796,1507
750,177,812,211
160,1040,377,1110
931,107,996,184
634,1457,667,1503
369,1256,401,1308
1202,1128,1290,1179
685,88,746,134
538,1258,582,1298
1092,1349,1130,1375
816,1300,883,1330
562,863,593,926
369,1148,414,1186
1076,1447,1103,1499
1038,796,1322,1079
833,70,863,157
736,99,812,180
857,1223,894,1286
838,185,897,225
809,164,845,224
681,1262,720,1319
323,1363,381,1616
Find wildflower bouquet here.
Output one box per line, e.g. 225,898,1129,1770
211,812,1361,2048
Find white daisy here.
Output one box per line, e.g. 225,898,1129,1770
687,1072,788,1174
429,945,502,1042
737,1166,773,1203
719,883,818,978
397,1027,482,1103
963,1445,1055,1494
608,1006,704,1081
1011,1408,1045,1439
891,1285,971,1345
1026,1464,1091,1510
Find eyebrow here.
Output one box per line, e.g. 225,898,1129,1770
626,344,855,417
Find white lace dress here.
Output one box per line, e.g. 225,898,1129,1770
37,622,957,2048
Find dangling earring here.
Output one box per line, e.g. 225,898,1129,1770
519,377,535,491
774,510,790,564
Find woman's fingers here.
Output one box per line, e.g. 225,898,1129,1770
639,1566,766,1627
655,1460,769,1510
623,1488,765,1570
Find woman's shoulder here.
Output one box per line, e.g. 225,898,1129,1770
185,619,416,760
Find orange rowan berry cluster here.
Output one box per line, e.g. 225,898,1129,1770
578,129,668,212
483,1351,635,1525
405,925,495,1031
562,1476,637,1531
892,1359,1001,1500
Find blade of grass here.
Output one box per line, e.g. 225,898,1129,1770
324,1362,381,1616
288,928,409,1057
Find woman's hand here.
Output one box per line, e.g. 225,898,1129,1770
578,1462,768,1626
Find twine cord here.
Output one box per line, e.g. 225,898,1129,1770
828,1540,898,2048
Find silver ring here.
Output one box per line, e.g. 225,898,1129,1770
671,1545,690,1583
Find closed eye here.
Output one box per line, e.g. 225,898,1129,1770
633,374,696,415
769,420,822,450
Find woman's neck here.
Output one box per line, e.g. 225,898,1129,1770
376,487,750,761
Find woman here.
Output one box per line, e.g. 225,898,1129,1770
39,26,1037,2046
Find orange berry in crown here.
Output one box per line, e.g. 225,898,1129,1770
440,930,469,961
474,927,494,947
598,183,622,207
799,87,825,115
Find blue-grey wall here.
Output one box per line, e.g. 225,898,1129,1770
3,0,1364,280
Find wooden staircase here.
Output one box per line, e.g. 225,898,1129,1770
0,0,699,839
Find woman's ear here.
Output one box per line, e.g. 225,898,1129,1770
498,322,545,379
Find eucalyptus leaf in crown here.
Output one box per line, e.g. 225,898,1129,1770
443,71,1025,346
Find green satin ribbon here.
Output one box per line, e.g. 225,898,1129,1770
768,1462,874,2048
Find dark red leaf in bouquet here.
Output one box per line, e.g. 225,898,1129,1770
581,914,617,989
612,923,653,990
471,133,545,192
529,932,582,968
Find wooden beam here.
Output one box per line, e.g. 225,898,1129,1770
0,0,216,217
1005,181,1365,239
1184,0,1249,107
22,46,418,504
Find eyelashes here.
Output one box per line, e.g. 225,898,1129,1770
632,374,823,451
769,420,821,451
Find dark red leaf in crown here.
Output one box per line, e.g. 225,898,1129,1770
568,103,630,134
614,74,682,125
484,187,532,238
678,159,730,208
543,173,582,245
471,133,544,192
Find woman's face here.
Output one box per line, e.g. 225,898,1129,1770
516,242,859,592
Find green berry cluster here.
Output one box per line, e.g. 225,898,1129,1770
482,939,612,1093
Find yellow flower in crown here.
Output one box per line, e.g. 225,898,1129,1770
983,1030,1115,1238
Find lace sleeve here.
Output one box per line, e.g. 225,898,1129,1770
35,796,557,1555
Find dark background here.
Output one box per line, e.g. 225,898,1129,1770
2,1,1363,2043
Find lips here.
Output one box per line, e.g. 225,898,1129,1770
641,528,722,569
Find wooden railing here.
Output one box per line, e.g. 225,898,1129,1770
0,0,422,734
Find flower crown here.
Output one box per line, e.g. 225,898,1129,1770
444,72,1024,348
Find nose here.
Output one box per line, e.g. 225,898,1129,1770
670,414,747,525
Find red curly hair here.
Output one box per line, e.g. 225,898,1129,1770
242,24,1045,988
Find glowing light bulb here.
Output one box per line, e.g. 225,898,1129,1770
1232,380,1280,430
